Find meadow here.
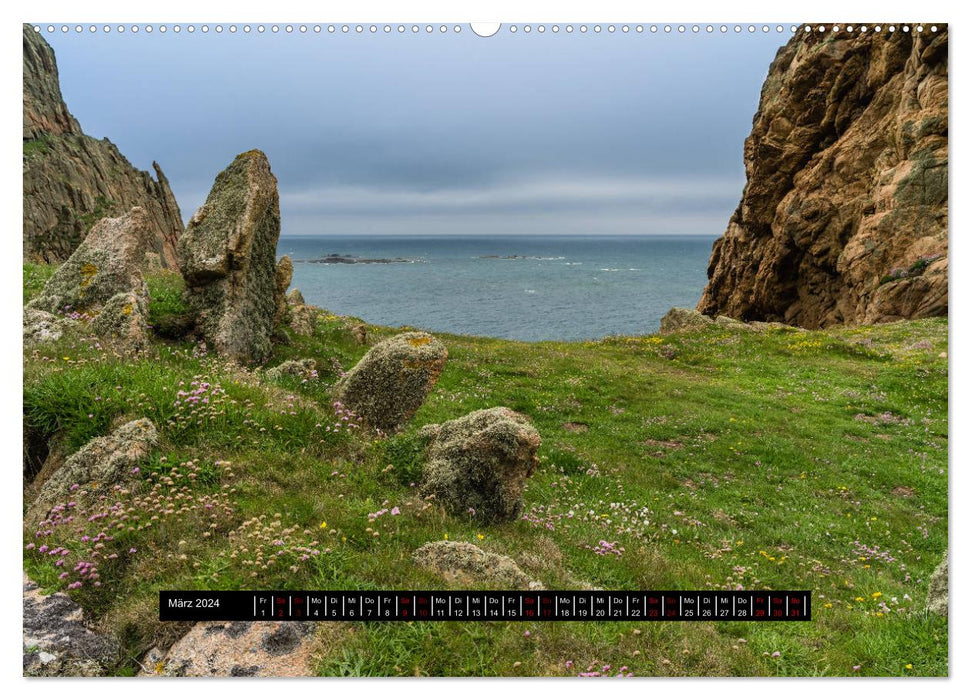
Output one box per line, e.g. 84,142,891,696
23,263,948,677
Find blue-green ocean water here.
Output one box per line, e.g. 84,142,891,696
278,236,716,342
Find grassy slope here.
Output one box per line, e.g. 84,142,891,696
23,264,948,677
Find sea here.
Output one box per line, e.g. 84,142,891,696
278,235,717,342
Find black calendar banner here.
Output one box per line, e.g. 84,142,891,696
160,590,811,622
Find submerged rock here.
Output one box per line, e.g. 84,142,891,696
23,574,120,676
419,407,541,522
178,150,281,364
334,332,447,432
413,541,543,589
30,418,158,520
927,550,948,616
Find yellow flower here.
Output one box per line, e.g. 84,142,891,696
476,533,485,540
444,533,449,540
319,521,327,529
871,592,882,598
824,603,833,609
855,597,865,602
905,664,913,670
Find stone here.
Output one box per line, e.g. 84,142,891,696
90,291,149,349
714,315,753,331
927,551,948,616
23,26,183,268
698,28,948,328
27,206,153,316
334,332,447,432
412,541,543,589
351,323,368,345
659,307,715,335
142,621,319,677
419,407,541,522
22,308,75,346
23,574,120,676
273,256,293,326
178,150,282,364
289,305,318,336
30,418,158,521
286,288,305,306
264,358,317,383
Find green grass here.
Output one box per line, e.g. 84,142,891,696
22,263,948,676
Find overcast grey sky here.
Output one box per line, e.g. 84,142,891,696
43,26,788,236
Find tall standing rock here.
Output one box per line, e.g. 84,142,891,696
698,26,947,328
178,150,282,364
273,255,294,327
22,25,184,268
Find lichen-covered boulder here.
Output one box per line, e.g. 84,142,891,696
140,621,319,677
273,256,293,327
419,407,541,522
413,541,543,589
659,307,715,335
29,418,158,521
90,291,149,348
334,332,447,432
714,315,753,331
927,550,948,616
23,308,76,346
288,305,318,336
264,358,317,383
178,150,281,364
23,574,121,676
27,207,152,316
351,323,368,345
286,288,305,306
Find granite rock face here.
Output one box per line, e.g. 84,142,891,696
334,332,447,432
419,407,541,522
23,25,183,268
698,27,948,328
178,150,282,364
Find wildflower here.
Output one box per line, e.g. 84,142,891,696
852,665,861,672
905,664,913,670
477,533,485,540
443,533,449,540
391,507,401,516
319,521,327,529
523,630,531,638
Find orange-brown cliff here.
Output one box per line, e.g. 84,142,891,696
698,26,947,328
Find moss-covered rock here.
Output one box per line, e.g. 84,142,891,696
90,291,149,349
27,207,152,316
659,307,716,335
288,305,319,336
264,358,317,383
412,540,543,589
22,308,76,346
273,256,293,327
334,332,447,432
927,550,948,616
419,407,540,522
29,418,158,522
178,150,281,364
286,288,305,306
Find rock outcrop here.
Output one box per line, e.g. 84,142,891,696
23,574,121,676
334,332,447,432
23,25,183,268
926,550,948,616
25,207,154,347
178,150,282,364
29,418,158,521
698,26,948,328
413,541,543,589
419,407,541,522
273,256,294,327
264,358,317,383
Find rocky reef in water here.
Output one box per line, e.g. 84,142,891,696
22,25,184,269
698,26,947,328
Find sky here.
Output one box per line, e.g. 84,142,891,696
42,25,788,237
